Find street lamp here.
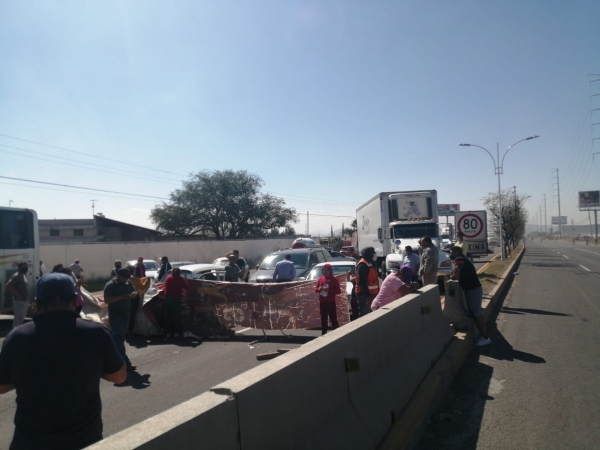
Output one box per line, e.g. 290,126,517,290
9,200,14,207
459,135,539,260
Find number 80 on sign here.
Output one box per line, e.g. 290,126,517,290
455,212,486,239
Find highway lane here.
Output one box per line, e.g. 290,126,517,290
418,240,600,449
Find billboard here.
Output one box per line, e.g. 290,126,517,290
438,204,460,215
578,191,600,210
551,216,567,225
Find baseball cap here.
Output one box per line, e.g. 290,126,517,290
36,273,76,300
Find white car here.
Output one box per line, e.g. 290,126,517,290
162,264,227,282
126,259,160,279
212,257,229,266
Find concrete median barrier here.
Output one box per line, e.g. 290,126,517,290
90,285,453,450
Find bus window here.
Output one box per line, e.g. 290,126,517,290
0,210,35,249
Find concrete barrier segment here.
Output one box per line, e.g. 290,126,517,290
87,391,240,450
376,246,526,450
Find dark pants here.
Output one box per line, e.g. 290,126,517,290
109,316,130,364
320,302,339,335
128,295,140,333
356,293,372,317
75,305,83,316
350,293,359,321
163,296,182,335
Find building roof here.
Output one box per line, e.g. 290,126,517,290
94,215,161,234
39,219,94,227
39,216,161,234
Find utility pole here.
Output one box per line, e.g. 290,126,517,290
90,199,98,216
552,169,562,238
539,205,542,235
543,194,547,235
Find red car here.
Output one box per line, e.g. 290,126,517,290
340,246,358,259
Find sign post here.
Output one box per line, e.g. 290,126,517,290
578,191,599,245
454,210,488,256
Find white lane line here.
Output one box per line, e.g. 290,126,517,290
236,327,253,334
563,255,569,259
574,248,600,256
579,265,591,272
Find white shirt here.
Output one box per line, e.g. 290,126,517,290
403,253,420,273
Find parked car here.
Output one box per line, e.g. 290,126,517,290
212,257,229,266
126,259,160,279
162,264,227,282
340,246,358,258
329,250,356,262
249,247,332,283
170,261,196,268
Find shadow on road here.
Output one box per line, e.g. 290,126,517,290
115,370,151,390
500,306,573,317
126,334,203,349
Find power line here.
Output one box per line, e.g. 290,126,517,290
0,132,187,177
0,176,169,200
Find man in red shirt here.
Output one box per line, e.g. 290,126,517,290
163,268,190,338
314,264,341,335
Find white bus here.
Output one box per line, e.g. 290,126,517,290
0,207,39,311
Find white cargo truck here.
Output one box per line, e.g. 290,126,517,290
356,190,452,280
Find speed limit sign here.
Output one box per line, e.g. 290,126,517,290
454,210,488,255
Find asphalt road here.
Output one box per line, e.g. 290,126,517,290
0,247,501,446
418,240,600,450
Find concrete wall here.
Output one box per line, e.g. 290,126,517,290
40,238,296,278
91,285,453,450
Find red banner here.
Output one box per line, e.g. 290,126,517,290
143,277,350,337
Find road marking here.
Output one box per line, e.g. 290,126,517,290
574,248,600,256
236,327,252,334
563,255,569,259
579,265,591,272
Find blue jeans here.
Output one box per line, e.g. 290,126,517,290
109,316,130,365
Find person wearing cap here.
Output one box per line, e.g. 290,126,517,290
449,245,490,347
110,260,122,278
371,266,419,311
69,259,83,279
104,268,138,370
454,231,469,258
224,253,242,282
0,273,126,449
232,250,248,282
313,264,341,335
5,262,30,329
272,254,296,282
157,256,172,282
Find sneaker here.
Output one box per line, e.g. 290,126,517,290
183,331,201,339
126,362,136,371
475,337,491,347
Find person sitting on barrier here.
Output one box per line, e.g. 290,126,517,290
371,266,419,311
449,246,491,347
314,264,341,335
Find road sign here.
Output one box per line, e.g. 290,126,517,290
455,210,488,255
551,216,567,225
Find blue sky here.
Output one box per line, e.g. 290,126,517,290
1,0,599,236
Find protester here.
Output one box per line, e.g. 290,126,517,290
419,236,439,286
224,253,242,282
402,246,420,283
157,256,172,282
0,273,126,449
346,266,359,320
51,264,64,273
69,259,84,279
449,246,491,347
355,247,379,316
371,266,418,311
134,257,146,278
103,268,138,371
454,231,469,258
39,260,47,277
163,267,189,338
232,250,249,282
110,260,122,278
5,262,30,329
61,268,84,316
314,264,341,335
272,254,296,282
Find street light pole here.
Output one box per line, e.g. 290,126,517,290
459,135,539,261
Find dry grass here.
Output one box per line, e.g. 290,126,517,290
478,245,523,296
